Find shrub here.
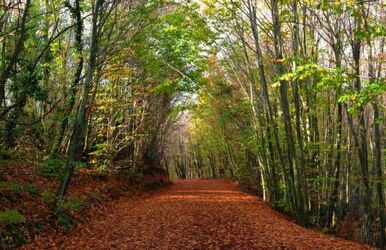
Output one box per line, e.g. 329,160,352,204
273,198,288,210
38,159,88,177
37,158,66,177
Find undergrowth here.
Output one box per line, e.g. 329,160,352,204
0,209,27,249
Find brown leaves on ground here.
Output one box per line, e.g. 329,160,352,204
23,180,372,250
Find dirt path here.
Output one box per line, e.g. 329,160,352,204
25,180,372,249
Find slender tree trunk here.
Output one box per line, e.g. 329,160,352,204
351,26,372,242
290,0,308,215
373,103,385,249
238,21,279,202
245,0,284,203
271,0,306,225
55,0,103,208
326,45,343,227
51,0,84,157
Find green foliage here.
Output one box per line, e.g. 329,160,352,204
96,164,108,174
0,209,26,225
89,142,113,173
273,199,288,210
38,159,87,177
60,196,83,212
338,79,386,113
53,196,83,232
75,161,87,169
133,1,213,95
151,79,176,96
53,195,84,233
275,63,347,91
37,158,66,177
0,0,384,245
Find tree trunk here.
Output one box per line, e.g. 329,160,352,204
51,0,84,157
373,103,385,249
55,0,103,209
326,45,343,227
271,0,306,225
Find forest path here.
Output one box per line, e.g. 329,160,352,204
26,179,371,249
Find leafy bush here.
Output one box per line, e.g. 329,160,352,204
0,209,26,225
37,158,66,177
273,199,288,210
38,159,88,177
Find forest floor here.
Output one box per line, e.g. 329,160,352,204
0,160,170,249
23,179,372,250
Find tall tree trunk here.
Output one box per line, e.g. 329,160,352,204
350,19,372,241
326,44,343,227
55,0,103,208
51,0,84,157
238,19,279,202
245,0,283,203
373,103,385,249
290,0,308,213
271,0,306,225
